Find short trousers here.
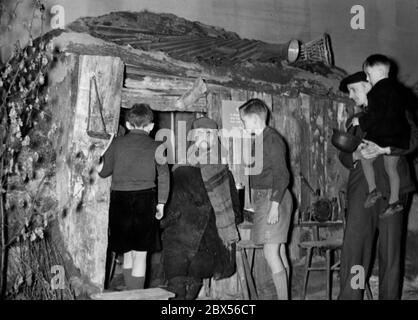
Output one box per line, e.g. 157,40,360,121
108,188,161,254
251,188,293,245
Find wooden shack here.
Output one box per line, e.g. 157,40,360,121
39,11,354,297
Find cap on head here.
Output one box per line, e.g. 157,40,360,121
339,71,367,93
191,116,218,130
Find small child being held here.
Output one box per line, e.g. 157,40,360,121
351,54,410,217
99,103,169,290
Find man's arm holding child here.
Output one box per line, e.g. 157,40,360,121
361,112,418,158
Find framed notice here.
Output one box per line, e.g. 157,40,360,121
221,100,246,131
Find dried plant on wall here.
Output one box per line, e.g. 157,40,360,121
0,0,75,300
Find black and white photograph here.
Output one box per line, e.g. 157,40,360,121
0,0,418,309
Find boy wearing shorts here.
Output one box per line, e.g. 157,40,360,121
239,98,293,300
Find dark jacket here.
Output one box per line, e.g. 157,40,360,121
358,78,410,149
161,166,241,281
249,126,290,203
99,129,169,203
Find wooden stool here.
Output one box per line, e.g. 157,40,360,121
104,250,118,289
299,239,343,300
236,239,264,300
299,239,373,300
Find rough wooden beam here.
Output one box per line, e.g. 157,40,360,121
122,88,207,112
56,54,124,290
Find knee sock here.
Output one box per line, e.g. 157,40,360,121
185,277,202,300
123,268,145,290
167,277,187,300
129,276,145,290
122,268,132,288
272,270,288,300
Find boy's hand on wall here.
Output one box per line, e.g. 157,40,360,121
96,157,104,172
156,203,165,220
267,201,279,224
351,117,359,127
100,133,115,157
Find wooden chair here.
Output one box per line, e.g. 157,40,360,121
298,191,373,300
299,238,343,300
236,221,265,300
236,239,264,300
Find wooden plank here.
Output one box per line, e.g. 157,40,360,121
91,288,175,300
297,93,312,216
58,54,124,289
229,89,248,207
235,250,250,300
122,88,207,112
207,90,223,127
125,77,199,92
310,97,326,196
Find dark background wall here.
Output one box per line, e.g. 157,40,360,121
2,0,418,230
2,0,418,88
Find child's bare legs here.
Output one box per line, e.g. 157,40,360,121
381,156,403,217
384,156,400,204
264,243,288,300
360,157,377,192
360,157,383,208
123,250,147,289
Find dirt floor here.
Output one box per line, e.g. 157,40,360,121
107,231,418,300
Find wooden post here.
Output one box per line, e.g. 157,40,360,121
56,54,124,290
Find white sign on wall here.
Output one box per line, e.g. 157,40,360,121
221,100,245,131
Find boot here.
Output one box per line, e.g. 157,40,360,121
167,276,187,300
129,276,145,290
185,277,202,300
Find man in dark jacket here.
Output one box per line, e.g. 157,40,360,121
338,71,417,300
161,117,242,300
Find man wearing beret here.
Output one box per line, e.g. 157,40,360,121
337,71,418,299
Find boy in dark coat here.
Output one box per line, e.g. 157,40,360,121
161,117,241,300
99,103,169,290
351,54,410,217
